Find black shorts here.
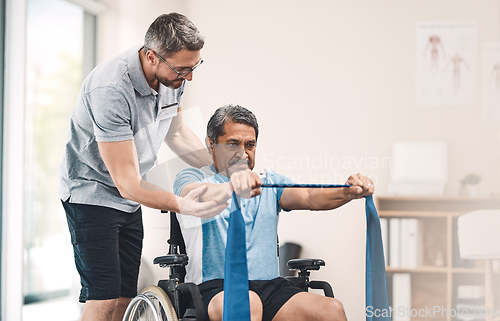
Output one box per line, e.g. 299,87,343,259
62,200,144,302
198,277,304,321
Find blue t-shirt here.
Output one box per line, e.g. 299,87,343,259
173,165,295,284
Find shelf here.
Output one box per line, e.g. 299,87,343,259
387,266,448,273
452,268,487,274
379,210,461,218
376,196,500,213
376,196,500,321
386,267,487,274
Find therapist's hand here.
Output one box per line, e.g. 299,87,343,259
343,173,374,199
177,185,229,219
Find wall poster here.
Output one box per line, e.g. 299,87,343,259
416,21,477,106
481,43,500,128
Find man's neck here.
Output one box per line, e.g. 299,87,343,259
138,47,160,92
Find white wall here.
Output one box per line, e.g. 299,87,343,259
98,0,188,60
97,1,500,320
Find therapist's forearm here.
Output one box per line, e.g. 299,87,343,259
179,148,212,168
180,182,231,204
117,175,181,212
98,139,186,212
166,126,212,168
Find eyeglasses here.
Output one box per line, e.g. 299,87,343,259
150,49,203,79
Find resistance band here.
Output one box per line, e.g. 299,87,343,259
223,187,390,321
261,183,351,188
364,195,391,321
223,192,251,321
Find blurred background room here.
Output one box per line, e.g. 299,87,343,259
2,0,500,320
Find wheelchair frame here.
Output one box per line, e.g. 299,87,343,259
122,212,334,321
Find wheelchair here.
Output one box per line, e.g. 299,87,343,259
122,212,334,321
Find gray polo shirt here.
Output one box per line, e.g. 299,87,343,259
59,46,185,212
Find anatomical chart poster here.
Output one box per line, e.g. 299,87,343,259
416,21,477,106
481,43,500,128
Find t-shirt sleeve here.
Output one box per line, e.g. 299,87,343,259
263,169,296,211
173,167,207,196
86,87,134,142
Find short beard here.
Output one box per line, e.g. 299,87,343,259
156,74,183,89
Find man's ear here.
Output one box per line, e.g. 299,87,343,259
144,48,158,66
205,137,214,155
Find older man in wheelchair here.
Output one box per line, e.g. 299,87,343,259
124,104,374,321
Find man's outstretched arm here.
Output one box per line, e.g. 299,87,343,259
279,173,374,211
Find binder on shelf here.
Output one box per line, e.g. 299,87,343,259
380,218,389,267
392,273,411,321
389,218,401,268
400,218,422,268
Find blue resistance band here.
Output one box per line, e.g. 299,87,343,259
261,183,351,188
222,192,251,321
364,195,391,321
223,189,390,321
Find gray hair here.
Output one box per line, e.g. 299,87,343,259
207,104,259,144
144,13,204,57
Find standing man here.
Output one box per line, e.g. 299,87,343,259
59,13,226,321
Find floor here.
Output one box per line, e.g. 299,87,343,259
22,295,82,321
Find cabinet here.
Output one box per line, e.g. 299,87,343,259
375,196,500,321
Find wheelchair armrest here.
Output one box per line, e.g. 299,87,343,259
287,258,325,271
285,276,335,297
309,280,335,298
153,254,188,267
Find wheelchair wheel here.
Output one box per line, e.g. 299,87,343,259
123,285,178,321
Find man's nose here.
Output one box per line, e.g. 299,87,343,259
236,146,248,158
183,71,194,81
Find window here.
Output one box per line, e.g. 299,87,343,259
22,0,96,318
0,0,5,315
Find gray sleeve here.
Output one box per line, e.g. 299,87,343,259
86,86,134,142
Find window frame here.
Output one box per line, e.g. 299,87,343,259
21,2,99,306
1,0,101,318
0,0,5,315
2,0,27,319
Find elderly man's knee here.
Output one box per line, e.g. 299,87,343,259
249,291,263,321
331,298,344,311
327,298,347,320
208,291,263,321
